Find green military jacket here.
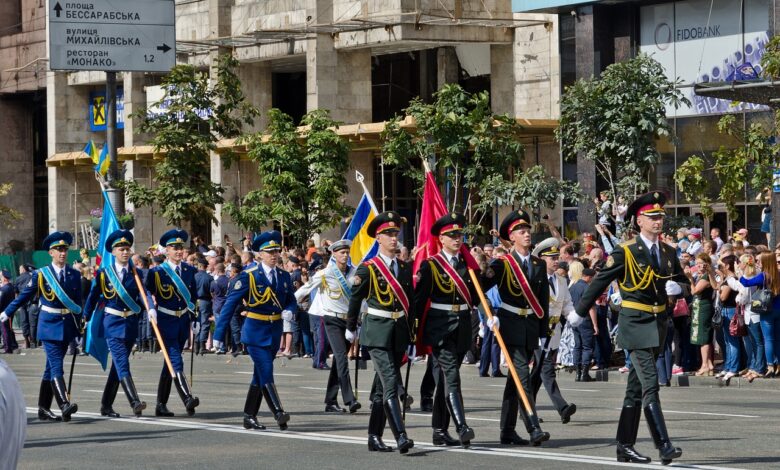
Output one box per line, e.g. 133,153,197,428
481,251,549,350
347,257,412,351
575,238,688,350
413,255,477,352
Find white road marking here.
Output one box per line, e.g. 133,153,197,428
83,389,157,397
298,386,372,394
71,373,111,378
23,407,743,470
611,408,758,419
234,372,302,377
487,384,600,392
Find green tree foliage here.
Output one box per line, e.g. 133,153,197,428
123,54,258,226
225,109,351,246
0,183,22,228
557,53,689,201
675,113,779,220
381,84,580,235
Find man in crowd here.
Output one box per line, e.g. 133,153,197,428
194,258,213,355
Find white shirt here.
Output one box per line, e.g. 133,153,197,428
166,260,181,272
51,263,65,279
295,264,355,315
544,273,575,352
261,263,276,282
114,262,129,277
377,253,398,275
639,233,661,262
441,250,459,266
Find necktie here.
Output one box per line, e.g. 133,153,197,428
58,269,65,286
121,267,127,282
522,258,529,273
650,244,660,272
450,256,458,269
270,269,277,289
175,266,181,277
549,275,556,295
390,259,397,277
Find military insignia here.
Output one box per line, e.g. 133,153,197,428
667,260,672,268
453,224,459,229
517,210,523,216
606,256,615,268
234,280,242,290
27,279,33,287
388,213,394,219
389,222,396,227
654,203,661,209
653,192,659,198
284,282,288,289
451,213,456,218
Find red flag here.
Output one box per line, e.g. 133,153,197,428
413,171,480,282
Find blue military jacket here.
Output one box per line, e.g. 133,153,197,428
144,262,198,338
214,264,297,348
4,265,83,342
83,265,154,341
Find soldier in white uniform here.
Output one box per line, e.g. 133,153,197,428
530,238,580,424
295,239,361,414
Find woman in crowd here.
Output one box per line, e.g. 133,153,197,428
557,260,584,370
715,255,740,381
740,252,780,378
688,253,717,376
728,254,765,381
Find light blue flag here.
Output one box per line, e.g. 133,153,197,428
83,191,120,370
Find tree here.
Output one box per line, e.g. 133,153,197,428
123,54,258,226
0,183,22,228
557,53,689,202
381,84,579,236
224,109,351,246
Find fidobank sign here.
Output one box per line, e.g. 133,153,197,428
48,0,175,73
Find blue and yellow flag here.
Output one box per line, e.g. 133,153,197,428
83,190,119,370
83,140,99,164
94,143,110,177
343,192,378,266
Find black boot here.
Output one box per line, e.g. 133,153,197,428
616,406,651,463
432,429,459,446
574,366,582,382
446,392,475,447
644,403,682,465
367,401,392,452
243,385,266,430
51,377,78,422
580,366,593,382
262,383,290,430
173,372,200,416
155,374,174,417
150,339,157,354
38,380,61,421
121,377,147,417
100,377,121,417
560,403,577,424
385,398,414,454
194,341,201,356
527,414,550,445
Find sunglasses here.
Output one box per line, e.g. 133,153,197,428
52,246,69,253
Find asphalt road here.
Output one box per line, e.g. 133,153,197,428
5,348,780,470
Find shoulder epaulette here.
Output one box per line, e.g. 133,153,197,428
619,239,637,248
245,266,257,273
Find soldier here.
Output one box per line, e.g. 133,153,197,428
346,211,414,454
413,213,476,448
145,229,200,417
1,232,82,422
481,210,550,446
529,238,578,425
295,239,361,414
83,230,155,417
575,191,686,465
213,231,295,431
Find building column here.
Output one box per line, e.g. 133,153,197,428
574,5,598,230
0,97,35,251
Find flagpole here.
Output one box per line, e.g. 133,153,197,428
355,171,378,213
132,266,175,377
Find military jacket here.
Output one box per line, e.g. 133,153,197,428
575,238,688,350
83,266,154,341
145,262,198,339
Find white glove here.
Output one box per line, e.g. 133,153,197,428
0,312,8,323
282,310,293,321
665,280,682,296
192,322,201,335
566,310,584,328
345,329,356,343
148,308,158,323
487,316,500,331
213,340,223,350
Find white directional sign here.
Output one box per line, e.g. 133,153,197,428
48,0,176,72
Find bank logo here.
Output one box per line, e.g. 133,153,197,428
654,22,671,50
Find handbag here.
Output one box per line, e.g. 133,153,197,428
729,305,748,337
712,296,723,329
672,298,689,318
751,279,773,315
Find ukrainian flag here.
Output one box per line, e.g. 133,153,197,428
94,143,110,177
343,192,379,266
83,140,99,164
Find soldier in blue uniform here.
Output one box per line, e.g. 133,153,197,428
1,231,82,422
144,229,200,417
213,231,296,431
83,230,155,417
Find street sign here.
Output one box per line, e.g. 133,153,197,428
48,0,175,73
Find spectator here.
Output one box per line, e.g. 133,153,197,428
710,227,724,253
483,244,494,259
688,253,717,376
675,228,690,258
15,264,38,349
716,255,740,381
210,263,229,354
613,195,628,236
193,235,209,254
740,252,780,378
731,254,765,381
735,228,749,246
569,267,597,382
0,270,18,354
226,263,244,356
194,258,213,355
760,195,771,245
702,240,719,266
687,229,703,256
305,239,317,263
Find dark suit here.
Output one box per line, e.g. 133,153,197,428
481,251,549,436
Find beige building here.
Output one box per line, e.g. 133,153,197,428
8,1,563,251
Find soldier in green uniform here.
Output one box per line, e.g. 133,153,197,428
413,213,476,448
481,210,550,446
346,211,414,454
575,191,687,465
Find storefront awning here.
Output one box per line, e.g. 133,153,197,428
693,80,780,107
46,116,559,167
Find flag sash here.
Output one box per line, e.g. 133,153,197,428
40,267,82,314
366,258,410,314
103,264,142,314
501,254,544,319
431,253,473,307
159,263,195,311
330,265,352,301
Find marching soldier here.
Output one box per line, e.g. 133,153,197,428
145,229,200,417
213,231,295,430
413,213,476,448
529,238,578,425
481,210,550,446
83,230,155,417
295,239,362,414
1,232,82,422
346,211,414,454
575,191,686,465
